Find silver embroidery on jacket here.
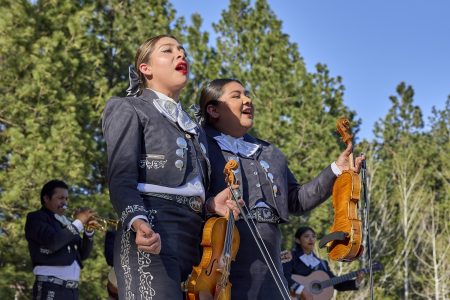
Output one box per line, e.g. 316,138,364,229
66,224,79,235
121,230,134,300
120,205,147,224
139,159,168,169
39,248,51,254
137,250,155,299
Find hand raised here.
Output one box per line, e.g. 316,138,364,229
335,142,365,174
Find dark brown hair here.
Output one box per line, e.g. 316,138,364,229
134,34,179,92
198,78,244,125
294,226,315,239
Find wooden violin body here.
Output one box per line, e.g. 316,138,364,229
184,160,240,300
185,217,240,300
320,118,363,262
328,169,363,261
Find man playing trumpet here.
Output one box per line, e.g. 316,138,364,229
25,179,99,300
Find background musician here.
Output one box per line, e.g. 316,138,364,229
25,179,98,300
283,226,365,298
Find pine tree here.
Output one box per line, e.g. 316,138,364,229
368,82,429,299
0,0,185,297
181,13,219,107
410,98,450,299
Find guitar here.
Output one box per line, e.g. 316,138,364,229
290,262,383,300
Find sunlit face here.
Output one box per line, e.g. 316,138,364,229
43,187,69,216
213,81,254,137
295,230,316,254
139,37,188,98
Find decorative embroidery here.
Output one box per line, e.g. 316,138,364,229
247,207,280,224
46,290,55,300
66,224,79,235
174,195,202,213
139,159,168,169
40,248,51,254
121,230,134,300
142,193,203,214
147,209,157,228
120,205,147,224
259,160,279,198
36,281,43,300
137,250,156,299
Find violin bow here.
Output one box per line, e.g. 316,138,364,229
225,159,291,300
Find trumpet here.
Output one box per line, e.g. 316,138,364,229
85,217,119,232
63,205,119,232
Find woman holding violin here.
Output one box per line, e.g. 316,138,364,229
198,78,365,300
102,36,240,300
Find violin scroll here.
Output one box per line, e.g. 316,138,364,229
224,160,239,186
336,118,353,145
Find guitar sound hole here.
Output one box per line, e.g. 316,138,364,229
310,282,322,293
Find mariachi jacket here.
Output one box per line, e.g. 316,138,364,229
102,89,209,227
25,207,93,268
204,125,338,300
204,125,336,221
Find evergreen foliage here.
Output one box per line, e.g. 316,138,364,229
0,0,448,299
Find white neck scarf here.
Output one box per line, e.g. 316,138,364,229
150,89,198,135
213,133,260,158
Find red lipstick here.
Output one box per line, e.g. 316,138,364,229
175,61,188,75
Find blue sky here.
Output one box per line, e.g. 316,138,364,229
171,0,450,140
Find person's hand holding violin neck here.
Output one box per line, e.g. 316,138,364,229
207,184,244,220
132,219,161,254
335,142,365,174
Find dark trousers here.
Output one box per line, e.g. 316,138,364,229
114,197,203,300
33,281,79,300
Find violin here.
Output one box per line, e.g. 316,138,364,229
319,118,364,262
184,160,240,300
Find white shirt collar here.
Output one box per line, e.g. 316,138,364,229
299,253,321,268
213,133,260,158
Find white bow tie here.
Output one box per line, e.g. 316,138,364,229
152,98,198,134
213,134,260,158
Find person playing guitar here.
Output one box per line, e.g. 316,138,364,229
282,226,365,300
